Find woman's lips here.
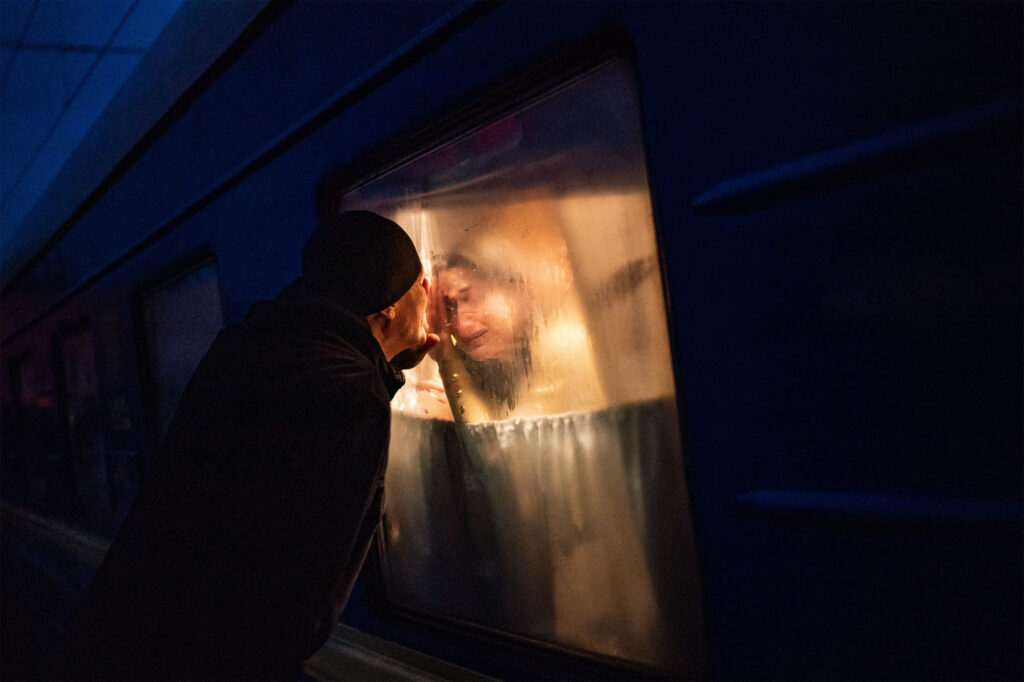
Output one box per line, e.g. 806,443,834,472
462,330,487,348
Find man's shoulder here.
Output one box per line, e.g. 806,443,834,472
231,318,382,380
190,312,380,399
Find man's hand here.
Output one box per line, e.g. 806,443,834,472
390,332,440,370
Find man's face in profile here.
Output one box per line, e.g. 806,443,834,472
392,271,431,352
437,266,526,363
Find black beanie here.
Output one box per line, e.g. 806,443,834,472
302,210,422,315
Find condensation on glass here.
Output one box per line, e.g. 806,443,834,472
339,60,706,674
141,261,225,440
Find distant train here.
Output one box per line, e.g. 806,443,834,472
2,1,1021,679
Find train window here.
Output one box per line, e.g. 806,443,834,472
339,59,706,673
3,354,62,513
139,259,225,441
56,325,113,532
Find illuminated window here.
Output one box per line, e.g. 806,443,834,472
339,60,705,674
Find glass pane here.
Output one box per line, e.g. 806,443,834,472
142,261,225,440
340,60,705,673
3,355,63,515
60,327,114,533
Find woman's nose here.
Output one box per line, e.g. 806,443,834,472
452,309,482,339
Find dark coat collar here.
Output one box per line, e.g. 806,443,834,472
243,278,405,397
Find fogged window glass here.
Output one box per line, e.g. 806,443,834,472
340,60,705,674
142,261,225,439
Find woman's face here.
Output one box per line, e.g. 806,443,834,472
436,266,527,362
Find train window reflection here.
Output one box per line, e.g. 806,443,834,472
340,60,706,674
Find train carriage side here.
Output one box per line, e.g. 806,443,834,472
1,2,1021,680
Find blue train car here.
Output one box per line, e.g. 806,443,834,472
2,2,1021,679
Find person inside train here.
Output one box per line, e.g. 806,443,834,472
427,198,606,422
398,198,667,659
63,211,438,681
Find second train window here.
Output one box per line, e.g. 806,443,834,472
139,259,225,443
339,59,705,674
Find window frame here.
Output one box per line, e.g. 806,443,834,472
319,34,695,680
317,27,637,219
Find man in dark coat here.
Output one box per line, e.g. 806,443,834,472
64,211,437,680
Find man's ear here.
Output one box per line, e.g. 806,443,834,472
370,305,397,326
